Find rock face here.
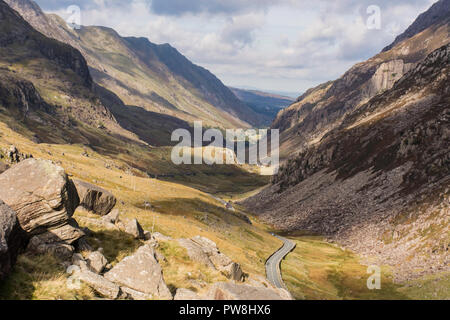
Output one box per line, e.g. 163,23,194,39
206,282,293,300
73,179,116,216
104,244,172,300
178,236,244,281
244,44,450,281
0,159,82,253
0,200,26,281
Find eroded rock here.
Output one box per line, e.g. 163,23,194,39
73,179,116,216
0,159,80,236
0,200,26,281
104,244,172,300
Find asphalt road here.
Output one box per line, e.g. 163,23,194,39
266,235,296,289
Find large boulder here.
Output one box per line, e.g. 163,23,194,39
206,282,293,300
0,200,26,281
73,179,116,216
86,250,108,274
178,236,244,281
104,244,172,300
0,159,81,247
124,218,145,240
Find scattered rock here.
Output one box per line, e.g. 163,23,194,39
178,236,244,281
87,250,108,274
178,238,215,268
0,200,26,281
27,236,74,260
77,270,121,300
2,145,32,164
104,244,172,300
72,253,89,271
124,218,145,240
206,282,293,300
174,288,201,300
73,179,116,215
101,209,120,224
120,286,152,300
152,232,172,242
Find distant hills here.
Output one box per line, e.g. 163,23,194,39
229,87,294,127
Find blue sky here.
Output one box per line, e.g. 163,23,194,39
35,0,436,96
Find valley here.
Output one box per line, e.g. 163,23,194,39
0,0,448,302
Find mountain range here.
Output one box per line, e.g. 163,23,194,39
4,0,269,131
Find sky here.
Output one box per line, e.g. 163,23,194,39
35,0,436,97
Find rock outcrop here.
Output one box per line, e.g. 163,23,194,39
73,179,116,216
0,159,83,258
0,200,26,281
1,145,32,165
178,236,244,281
104,244,172,300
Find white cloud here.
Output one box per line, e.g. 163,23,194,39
36,0,437,94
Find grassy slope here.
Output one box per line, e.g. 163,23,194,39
0,121,447,300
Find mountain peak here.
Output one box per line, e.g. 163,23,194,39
383,0,450,51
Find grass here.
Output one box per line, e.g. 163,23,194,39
0,122,447,300
0,122,280,299
0,253,94,300
281,237,408,300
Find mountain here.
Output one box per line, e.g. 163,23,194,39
243,1,450,280
272,0,450,159
5,0,262,129
230,87,294,126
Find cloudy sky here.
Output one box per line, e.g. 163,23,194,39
35,0,436,97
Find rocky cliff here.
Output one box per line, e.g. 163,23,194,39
244,2,450,281
272,0,450,159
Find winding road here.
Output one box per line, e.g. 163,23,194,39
266,235,296,289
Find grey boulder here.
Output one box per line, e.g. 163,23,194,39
124,218,145,240
0,159,80,237
0,200,26,281
104,244,172,300
73,179,116,216
86,250,108,274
